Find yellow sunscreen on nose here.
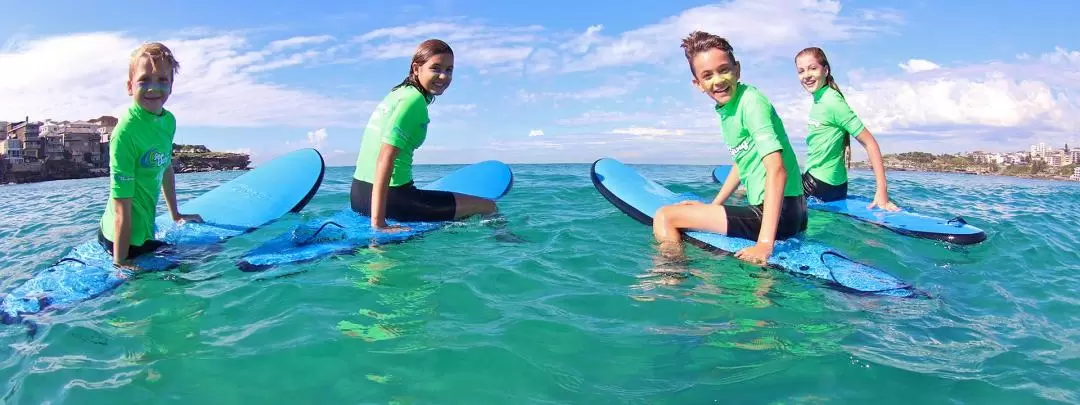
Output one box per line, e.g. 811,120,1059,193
705,72,735,91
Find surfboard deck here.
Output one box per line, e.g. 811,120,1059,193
1,148,326,325
711,165,986,245
594,158,922,298
236,160,514,271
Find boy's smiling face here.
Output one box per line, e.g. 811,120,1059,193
691,48,740,106
127,56,173,115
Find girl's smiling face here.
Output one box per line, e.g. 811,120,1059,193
795,53,827,93
414,53,454,96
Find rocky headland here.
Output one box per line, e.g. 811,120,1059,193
0,141,251,185
173,144,251,173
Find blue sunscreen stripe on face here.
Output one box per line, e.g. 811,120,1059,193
137,82,170,93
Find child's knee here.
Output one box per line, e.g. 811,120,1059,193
654,205,671,222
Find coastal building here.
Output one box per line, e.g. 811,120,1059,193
7,119,41,162
59,121,102,165
1068,150,1080,166
1046,151,1064,167
1,135,24,164
38,120,66,161
1031,142,1049,159
1072,167,1080,181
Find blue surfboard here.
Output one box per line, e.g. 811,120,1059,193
711,165,986,245
236,160,514,271
1,148,326,325
593,158,922,298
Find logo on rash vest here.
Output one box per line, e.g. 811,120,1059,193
729,139,751,158
140,148,170,168
808,118,822,129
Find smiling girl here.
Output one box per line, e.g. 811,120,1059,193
351,39,497,231
794,47,898,211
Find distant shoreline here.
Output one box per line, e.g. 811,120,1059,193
850,151,1079,183
1,144,251,185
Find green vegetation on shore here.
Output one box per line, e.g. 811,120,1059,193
852,151,1078,180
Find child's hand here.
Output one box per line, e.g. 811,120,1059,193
174,213,204,224
867,194,900,211
113,261,141,279
375,224,410,233
735,242,773,266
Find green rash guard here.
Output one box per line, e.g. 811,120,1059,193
353,85,430,186
99,103,176,246
715,83,804,206
804,85,866,185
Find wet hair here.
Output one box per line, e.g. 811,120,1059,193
393,39,454,104
797,46,851,168
128,42,180,80
680,31,736,76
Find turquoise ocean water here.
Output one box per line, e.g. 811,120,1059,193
1,163,1078,404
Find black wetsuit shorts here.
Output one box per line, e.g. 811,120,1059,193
350,178,457,222
724,195,808,241
801,172,848,202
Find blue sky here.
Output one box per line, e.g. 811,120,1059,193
1,0,1078,166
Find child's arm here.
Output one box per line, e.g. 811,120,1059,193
161,164,203,223
733,91,789,265
370,143,400,229
112,198,133,265
734,151,785,265
712,164,740,205
756,152,786,248
108,124,136,266
370,93,424,231
854,130,898,210
830,94,898,211
162,165,181,220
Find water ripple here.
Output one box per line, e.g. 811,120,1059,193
1,165,1079,403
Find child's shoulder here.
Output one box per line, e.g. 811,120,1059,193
735,83,777,112
818,86,848,104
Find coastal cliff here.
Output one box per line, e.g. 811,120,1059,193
173,144,251,173
0,143,251,184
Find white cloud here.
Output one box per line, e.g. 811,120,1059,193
611,127,686,137
351,21,545,73
857,8,905,26
528,129,544,137
522,47,560,75
307,128,328,150
429,103,477,118
746,47,1080,154
517,85,632,102
560,0,902,73
267,35,335,52
533,46,1080,158
841,49,1080,135
348,0,901,76
898,59,941,73
561,24,605,54
0,31,377,128
555,111,634,126
1040,46,1080,64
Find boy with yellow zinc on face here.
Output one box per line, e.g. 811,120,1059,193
99,42,203,277
652,31,808,267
